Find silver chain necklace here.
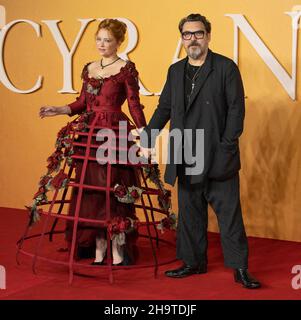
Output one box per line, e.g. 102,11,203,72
186,63,203,103
187,64,202,93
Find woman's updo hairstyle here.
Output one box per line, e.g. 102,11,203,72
95,19,127,43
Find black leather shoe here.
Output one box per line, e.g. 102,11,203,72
234,269,261,289
165,263,207,278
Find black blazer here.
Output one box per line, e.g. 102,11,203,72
141,49,245,186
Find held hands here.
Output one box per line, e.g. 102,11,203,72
134,127,156,160
140,146,155,160
134,126,144,136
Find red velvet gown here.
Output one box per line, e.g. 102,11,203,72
64,60,147,261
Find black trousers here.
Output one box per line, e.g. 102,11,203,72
176,170,249,269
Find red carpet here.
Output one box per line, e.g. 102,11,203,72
0,207,301,300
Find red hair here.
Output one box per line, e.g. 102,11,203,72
95,19,127,43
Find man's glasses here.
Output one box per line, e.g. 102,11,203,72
181,30,206,40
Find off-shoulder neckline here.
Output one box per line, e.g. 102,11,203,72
84,60,132,81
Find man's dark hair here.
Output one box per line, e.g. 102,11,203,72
178,13,211,34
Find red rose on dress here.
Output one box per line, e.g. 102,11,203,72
57,124,71,138
47,157,59,170
47,150,62,172
51,170,68,189
47,161,59,172
62,138,73,147
130,189,139,199
77,122,86,131
108,218,118,235
78,113,88,122
47,150,62,162
33,186,46,199
39,175,52,187
127,64,138,78
118,219,127,232
88,78,101,88
158,189,171,209
64,147,72,156
161,217,172,229
114,184,127,198
108,217,131,236
162,189,171,199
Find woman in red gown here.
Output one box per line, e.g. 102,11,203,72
39,19,146,266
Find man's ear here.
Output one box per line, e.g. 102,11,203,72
207,33,211,42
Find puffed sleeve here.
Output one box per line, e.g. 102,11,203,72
67,65,88,117
124,62,147,128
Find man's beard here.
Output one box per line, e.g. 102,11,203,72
187,42,203,60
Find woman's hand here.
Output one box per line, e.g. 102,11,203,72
130,129,154,159
39,106,71,118
135,127,144,135
139,146,154,159
39,106,59,118
134,127,156,160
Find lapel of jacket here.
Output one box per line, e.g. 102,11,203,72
185,49,214,114
175,57,187,117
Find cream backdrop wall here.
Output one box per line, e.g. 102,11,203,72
0,0,300,241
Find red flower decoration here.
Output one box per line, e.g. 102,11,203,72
158,189,171,210
157,213,177,233
64,147,72,157
62,138,73,147
46,150,62,172
51,170,68,189
114,184,127,198
47,150,62,163
77,122,86,131
33,186,46,199
108,217,132,237
130,189,139,199
39,175,52,187
57,124,71,138
161,217,172,229
78,113,89,122
87,78,102,88
47,161,59,172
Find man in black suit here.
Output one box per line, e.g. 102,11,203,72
140,13,261,288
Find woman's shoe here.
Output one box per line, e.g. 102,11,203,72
91,261,105,266
113,255,132,266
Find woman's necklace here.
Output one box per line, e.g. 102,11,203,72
100,57,120,69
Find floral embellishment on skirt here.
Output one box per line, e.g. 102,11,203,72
25,111,92,226
113,184,144,203
157,213,177,234
108,216,139,245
